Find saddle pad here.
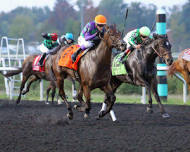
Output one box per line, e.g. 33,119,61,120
32,55,46,72
112,52,127,76
182,48,190,61
58,44,83,71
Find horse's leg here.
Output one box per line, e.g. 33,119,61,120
181,71,190,90
146,84,153,114
22,76,39,95
46,85,51,105
74,84,86,110
71,79,77,101
57,76,73,120
99,83,116,118
16,75,31,104
51,86,56,104
82,85,91,118
150,78,169,118
99,81,121,118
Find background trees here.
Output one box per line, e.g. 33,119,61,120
0,0,189,53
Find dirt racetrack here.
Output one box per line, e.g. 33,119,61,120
0,99,190,152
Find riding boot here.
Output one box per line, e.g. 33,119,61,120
119,49,131,63
38,53,47,66
71,48,83,62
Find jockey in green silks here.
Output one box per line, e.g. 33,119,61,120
119,26,151,62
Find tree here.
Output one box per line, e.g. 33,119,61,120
49,0,78,32
8,15,35,42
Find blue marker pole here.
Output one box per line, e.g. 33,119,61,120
156,9,167,101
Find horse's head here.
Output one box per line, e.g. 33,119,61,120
101,24,125,51
152,33,173,65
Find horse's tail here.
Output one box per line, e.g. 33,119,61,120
2,68,22,77
168,61,178,77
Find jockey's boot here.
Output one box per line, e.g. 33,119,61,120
71,48,82,63
119,49,131,63
38,53,47,66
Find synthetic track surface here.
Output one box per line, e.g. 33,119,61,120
0,100,190,152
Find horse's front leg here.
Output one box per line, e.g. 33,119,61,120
81,85,91,118
145,84,153,114
57,76,73,120
151,78,169,118
99,83,116,118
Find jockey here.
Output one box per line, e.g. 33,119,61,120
38,32,74,66
45,33,75,56
119,26,151,62
71,14,107,62
38,33,59,66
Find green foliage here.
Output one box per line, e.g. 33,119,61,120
8,15,35,41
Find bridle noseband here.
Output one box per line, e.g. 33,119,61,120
152,40,171,58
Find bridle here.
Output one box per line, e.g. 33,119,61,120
152,40,171,58
99,28,121,48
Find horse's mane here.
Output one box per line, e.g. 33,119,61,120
141,37,154,46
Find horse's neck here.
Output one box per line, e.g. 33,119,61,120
95,40,112,64
143,44,158,65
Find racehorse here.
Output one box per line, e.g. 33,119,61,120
3,48,77,104
52,25,124,120
101,34,173,118
168,49,190,90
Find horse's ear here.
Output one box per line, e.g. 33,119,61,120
105,25,109,31
153,33,158,40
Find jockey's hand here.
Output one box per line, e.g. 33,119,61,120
41,33,49,39
93,36,100,41
136,44,141,49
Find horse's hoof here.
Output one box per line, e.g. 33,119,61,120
162,113,170,118
67,112,73,120
21,90,26,95
45,102,50,105
84,113,89,119
146,107,153,114
16,100,20,105
73,104,78,109
57,99,62,105
98,111,105,118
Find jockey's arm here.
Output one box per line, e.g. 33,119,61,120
128,36,137,48
84,32,98,41
41,33,51,40
82,22,98,41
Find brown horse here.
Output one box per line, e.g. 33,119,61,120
168,49,190,90
52,25,124,119
3,49,76,104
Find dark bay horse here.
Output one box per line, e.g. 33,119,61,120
168,49,190,90
52,25,123,119
101,34,173,118
3,49,77,104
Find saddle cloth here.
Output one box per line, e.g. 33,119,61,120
58,44,84,71
32,55,46,72
112,52,127,76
